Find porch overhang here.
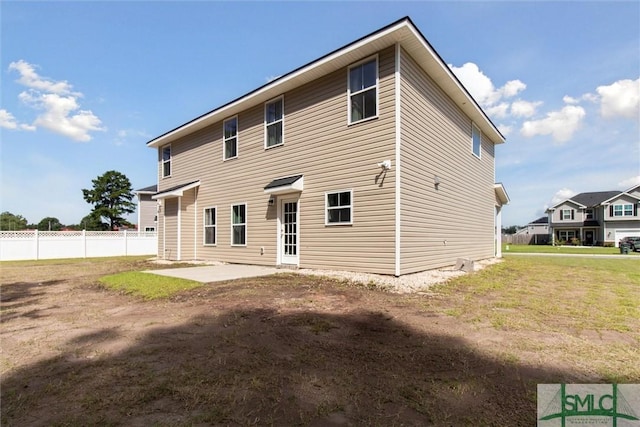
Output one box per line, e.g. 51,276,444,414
494,183,510,207
264,175,304,195
152,180,201,200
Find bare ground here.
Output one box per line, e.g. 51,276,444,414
1,258,633,426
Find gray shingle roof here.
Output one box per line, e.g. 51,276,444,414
135,184,157,193
571,191,621,207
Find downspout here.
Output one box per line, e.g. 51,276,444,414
394,42,402,277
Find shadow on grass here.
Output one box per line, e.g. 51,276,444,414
2,307,580,426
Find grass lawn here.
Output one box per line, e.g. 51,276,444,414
1,255,638,425
502,243,639,255
99,271,202,299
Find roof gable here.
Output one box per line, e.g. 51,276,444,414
572,191,621,207
147,17,504,149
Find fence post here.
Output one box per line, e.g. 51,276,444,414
124,230,128,256
82,229,87,258
34,229,39,260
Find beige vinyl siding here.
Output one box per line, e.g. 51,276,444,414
180,188,197,260
399,48,496,274
163,198,178,260
157,47,398,274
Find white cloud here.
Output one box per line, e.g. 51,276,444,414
520,105,586,143
563,95,579,105
511,100,543,118
485,103,510,119
0,109,18,129
450,62,526,108
7,60,105,142
9,60,75,95
0,108,36,131
618,175,640,189
497,124,513,136
549,188,577,206
596,78,640,120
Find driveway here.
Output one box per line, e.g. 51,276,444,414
145,264,281,283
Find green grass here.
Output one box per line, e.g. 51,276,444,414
99,271,203,299
502,244,638,255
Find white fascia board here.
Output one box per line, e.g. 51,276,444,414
264,176,304,195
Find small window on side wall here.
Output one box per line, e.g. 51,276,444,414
231,204,247,245
472,124,481,158
265,97,284,148
223,117,238,160
162,145,171,177
326,190,352,225
204,207,216,246
348,57,378,124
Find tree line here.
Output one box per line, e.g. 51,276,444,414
1,170,137,231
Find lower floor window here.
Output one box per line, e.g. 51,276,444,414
144,227,155,232
326,190,352,225
232,204,246,245
558,230,576,241
204,207,216,245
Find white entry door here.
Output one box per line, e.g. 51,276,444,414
280,198,299,265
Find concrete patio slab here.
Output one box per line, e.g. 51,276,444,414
144,264,281,283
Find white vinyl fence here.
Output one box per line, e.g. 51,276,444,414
0,230,158,261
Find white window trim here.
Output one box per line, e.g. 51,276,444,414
231,203,247,246
325,189,353,226
585,209,594,220
264,96,284,150
347,55,379,125
222,116,238,161
614,204,633,216
561,209,572,220
161,144,171,178
471,123,482,159
203,206,217,246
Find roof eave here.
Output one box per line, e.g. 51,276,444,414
146,17,504,149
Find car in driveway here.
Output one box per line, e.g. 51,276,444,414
620,236,640,252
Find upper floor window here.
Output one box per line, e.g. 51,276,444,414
472,124,481,158
348,57,378,123
585,209,594,220
162,145,171,178
326,190,352,225
265,97,284,148
613,204,634,217
204,207,217,246
223,117,238,160
561,209,574,220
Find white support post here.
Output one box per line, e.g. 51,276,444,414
34,229,39,260
496,206,503,258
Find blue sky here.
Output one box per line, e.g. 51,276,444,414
1,1,639,227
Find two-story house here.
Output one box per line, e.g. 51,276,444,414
146,17,510,276
546,184,640,246
134,185,158,232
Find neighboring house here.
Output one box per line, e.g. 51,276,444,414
513,216,549,244
546,185,640,246
146,17,510,276
134,185,158,232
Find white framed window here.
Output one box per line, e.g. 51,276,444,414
223,116,238,160
613,204,633,217
161,145,171,178
348,57,378,124
265,97,284,149
144,227,156,232
204,207,217,246
325,190,352,225
558,230,576,241
585,209,594,220
472,123,481,158
231,203,247,246
561,209,574,220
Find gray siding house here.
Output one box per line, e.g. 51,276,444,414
146,17,509,276
546,184,640,246
134,185,158,232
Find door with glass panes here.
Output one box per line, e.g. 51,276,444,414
279,197,299,265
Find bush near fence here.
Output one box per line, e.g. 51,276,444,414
0,230,157,261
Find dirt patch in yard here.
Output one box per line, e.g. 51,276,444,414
1,258,636,426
